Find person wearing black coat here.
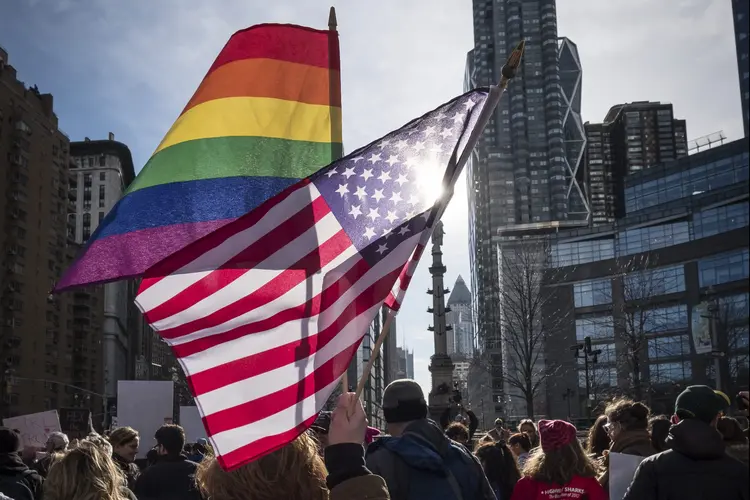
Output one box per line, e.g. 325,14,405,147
623,386,749,500
0,428,43,500
133,424,201,500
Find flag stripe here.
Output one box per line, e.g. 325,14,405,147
184,58,340,113
138,182,313,298
126,137,336,194
207,24,338,75
143,196,332,325
155,97,343,156
205,342,360,435
170,243,359,357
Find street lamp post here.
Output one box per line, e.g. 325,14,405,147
704,299,724,391
562,388,575,419
570,336,601,417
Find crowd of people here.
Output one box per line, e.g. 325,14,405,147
0,384,747,499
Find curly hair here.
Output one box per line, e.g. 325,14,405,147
476,440,520,499
604,398,650,431
195,432,328,500
445,422,470,444
108,427,139,448
522,439,598,486
586,415,610,457
44,440,129,500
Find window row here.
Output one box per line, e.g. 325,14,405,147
551,239,614,267
573,278,611,307
617,221,690,256
624,264,685,298
693,202,749,240
698,249,749,287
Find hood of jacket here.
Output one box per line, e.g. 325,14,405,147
0,452,30,473
667,419,726,460
369,419,453,474
611,429,657,456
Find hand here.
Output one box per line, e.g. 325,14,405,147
328,392,368,446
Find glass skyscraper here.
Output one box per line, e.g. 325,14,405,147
732,0,749,137
465,0,586,418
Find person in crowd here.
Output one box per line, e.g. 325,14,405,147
518,419,539,448
475,440,521,500
133,424,201,500
44,439,136,500
507,432,532,470
598,398,657,492
186,438,209,463
366,379,495,500
0,427,43,500
488,418,511,442
445,421,471,450
365,426,381,446
648,415,671,453
623,385,749,500
108,427,140,491
84,433,113,456
585,415,610,458
195,392,389,500
311,411,333,451
510,419,606,500
717,415,749,466
32,432,69,478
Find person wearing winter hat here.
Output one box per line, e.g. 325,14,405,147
623,385,749,500
0,427,43,500
510,420,606,500
365,379,496,500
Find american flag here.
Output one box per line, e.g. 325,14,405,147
134,89,489,470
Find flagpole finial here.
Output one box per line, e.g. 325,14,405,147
328,6,338,31
499,40,525,88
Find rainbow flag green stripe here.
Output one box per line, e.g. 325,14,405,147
126,136,337,194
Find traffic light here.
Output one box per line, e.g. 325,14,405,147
584,336,592,354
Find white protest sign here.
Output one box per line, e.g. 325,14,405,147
179,406,206,443
609,452,646,500
117,380,174,458
3,410,62,448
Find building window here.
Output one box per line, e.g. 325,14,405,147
693,202,749,239
698,249,750,287
84,174,92,187
650,361,691,384
100,172,106,181
648,335,690,360
98,185,106,208
624,265,685,297
573,278,611,307
643,304,689,333
616,221,690,256
575,315,613,341
552,239,614,267
98,212,105,224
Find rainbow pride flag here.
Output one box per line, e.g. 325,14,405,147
57,24,342,290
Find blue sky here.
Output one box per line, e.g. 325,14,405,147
0,0,743,398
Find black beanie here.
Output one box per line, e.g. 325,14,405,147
0,427,22,454
382,379,428,424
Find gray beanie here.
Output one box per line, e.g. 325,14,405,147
383,379,428,423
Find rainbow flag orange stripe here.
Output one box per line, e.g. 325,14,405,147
58,24,342,290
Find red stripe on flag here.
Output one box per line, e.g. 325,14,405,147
165,232,358,347
144,196,330,324
215,415,317,472
140,182,309,294
204,343,358,435
186,267,400,396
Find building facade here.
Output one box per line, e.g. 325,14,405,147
733,0,749,137
394,346,415,380
584,102,688,225
69,137,140,410
0,47,104,418
446,275,474,358
543,139,749,420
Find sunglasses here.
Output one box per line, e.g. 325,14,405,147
603,422,617,434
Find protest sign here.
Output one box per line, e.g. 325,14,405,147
2,410,62,448
609,452,646,500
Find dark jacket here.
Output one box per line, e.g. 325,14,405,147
325,443,390,500
133,454,201,500
623,419,749,500
0,452,44,500
599,428,657,491
725,442,749,467
366,419,495,500
112,453,140,492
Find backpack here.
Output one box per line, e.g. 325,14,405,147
0,470,36,500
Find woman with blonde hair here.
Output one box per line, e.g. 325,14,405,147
107,427,140,491
196,393,388,500
44,440,136,500
510,420,606,500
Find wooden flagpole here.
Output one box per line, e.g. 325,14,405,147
353,41,526,401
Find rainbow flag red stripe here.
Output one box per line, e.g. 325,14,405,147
57,24,342,290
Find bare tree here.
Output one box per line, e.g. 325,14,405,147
716,295,750,394
610,254,682,401
497,241,567,418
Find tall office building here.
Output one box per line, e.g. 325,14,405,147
69,137,140,413
0,48,105,417
446,275,474,358
733,0,749,137
466,0,586,419
585,102,688,224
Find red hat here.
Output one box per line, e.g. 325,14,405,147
538,419,577,452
